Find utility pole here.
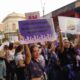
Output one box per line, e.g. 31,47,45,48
40,0,46,17
43,2,45,17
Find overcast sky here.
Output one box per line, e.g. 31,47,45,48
0,0,76,22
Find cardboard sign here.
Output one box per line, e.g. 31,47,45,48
58,16,80,34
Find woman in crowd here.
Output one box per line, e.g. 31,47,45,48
27,44,47,80
76,42,80,68
41,42,49,66
75,41,80,80
57,38,77,80
35,44,45,68
15,44,26,80
47,42,60,80
0,50,6,80
5,43,15,80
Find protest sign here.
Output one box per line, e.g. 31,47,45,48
18,19,56,44
58,16,80,34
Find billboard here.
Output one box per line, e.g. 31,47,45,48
25,11,40,19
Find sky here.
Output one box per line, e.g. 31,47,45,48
0,0,76,22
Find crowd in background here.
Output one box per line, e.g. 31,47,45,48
0,34,80,80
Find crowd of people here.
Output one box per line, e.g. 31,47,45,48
0,34,80,80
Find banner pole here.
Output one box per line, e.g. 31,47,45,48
57,28,64,52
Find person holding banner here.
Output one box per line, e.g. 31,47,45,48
57,29,77,80
26,44,47,80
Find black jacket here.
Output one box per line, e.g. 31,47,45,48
57,47,77,67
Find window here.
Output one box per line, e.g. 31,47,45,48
12,23,16,31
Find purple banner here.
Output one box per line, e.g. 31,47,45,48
18,19,55,43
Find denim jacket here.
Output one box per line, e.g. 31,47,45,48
0,59,6,79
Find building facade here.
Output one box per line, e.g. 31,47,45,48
2,12,26,41
0,23,4,32
0,23,5,43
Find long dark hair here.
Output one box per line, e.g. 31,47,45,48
9,43,14,50
4,45,9,50
30,45,38,59
15,44,23,55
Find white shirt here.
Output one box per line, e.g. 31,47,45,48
15,53,24,61
7,50,15,61
15,53,24,66
38,55,45,68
